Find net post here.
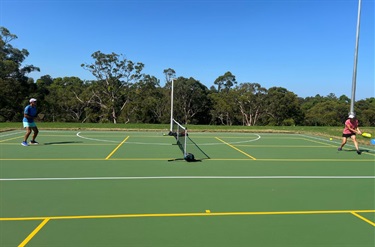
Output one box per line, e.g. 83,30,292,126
184,127,188,158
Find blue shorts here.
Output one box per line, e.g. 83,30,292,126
23,122,37,128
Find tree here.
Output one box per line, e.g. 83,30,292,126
304,101,345,126
209,89,238,125
265,87,303,126
44,77,90,122
173,77,211,124
213,71,237,93
163,68,176,83
81,51,144,123
235,83,267,126
123,75,169,123
355,98,375,126
0,27,39,121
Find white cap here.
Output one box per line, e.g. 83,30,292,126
29,98,37,103
348,114,355,119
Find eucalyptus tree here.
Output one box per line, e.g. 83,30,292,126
81,51,144,123
163,68,176,84
235,83,267,126
351,98,375,126
0,26,40,121
304,100,346,126
265,87,303,126
209,89,238,125
213,71,237,93
172,77,211,124
209,72,238,125
123,75,168,123
43,77,90,122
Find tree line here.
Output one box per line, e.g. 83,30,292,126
1,27,374,126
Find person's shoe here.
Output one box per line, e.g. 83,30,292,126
357,150,361,155
21,141,29,146
338,147,342,151
30,140,39,145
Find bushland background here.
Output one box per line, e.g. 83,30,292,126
1,27,374,130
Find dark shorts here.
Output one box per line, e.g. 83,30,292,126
342,133,355,138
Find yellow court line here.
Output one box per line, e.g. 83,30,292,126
215,137,256,160
351,212,375,227
105,136,129,160
1,209,375,221
18,218,50,247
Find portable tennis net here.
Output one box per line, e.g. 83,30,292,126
169,119,210,162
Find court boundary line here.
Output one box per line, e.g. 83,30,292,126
1,176,374,181
10,209,375,246
2,209,374,222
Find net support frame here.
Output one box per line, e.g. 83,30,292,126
172,118,188,158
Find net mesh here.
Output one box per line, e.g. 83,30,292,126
170,119,210,161
170,119,187,157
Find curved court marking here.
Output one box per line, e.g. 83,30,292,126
1,176,374,181
194,134,261,146
76,132,119,143
76,131,261,146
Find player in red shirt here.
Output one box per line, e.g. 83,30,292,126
338,114,362,154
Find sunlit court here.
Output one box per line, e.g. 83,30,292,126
0,130,374,246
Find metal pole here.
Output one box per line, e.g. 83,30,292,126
349,0,362,116
169,78,174,132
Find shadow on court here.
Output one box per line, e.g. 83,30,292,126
44,141,83,145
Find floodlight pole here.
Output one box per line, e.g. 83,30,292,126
349,0,362,116
170,78,175,132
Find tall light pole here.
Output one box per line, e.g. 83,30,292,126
169,78,175,133
349,0,362,116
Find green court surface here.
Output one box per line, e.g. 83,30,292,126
1,130,374,247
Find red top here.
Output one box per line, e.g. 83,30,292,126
343,119,358,134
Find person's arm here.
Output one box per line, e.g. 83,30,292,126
345,123,361,134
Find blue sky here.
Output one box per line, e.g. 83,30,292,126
1,0,374,99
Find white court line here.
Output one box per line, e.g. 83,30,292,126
76,132,119,143
76,131,262,146
0,131,24,138
299,134,375,151
0,176,374,181
76,132,171,145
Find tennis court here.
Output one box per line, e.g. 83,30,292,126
1,130,374,247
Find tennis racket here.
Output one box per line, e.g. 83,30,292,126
361,132,372,138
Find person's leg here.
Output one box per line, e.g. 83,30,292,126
351,135,361,154
30,127,39,142
339,137,347,150
24,127,32,142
